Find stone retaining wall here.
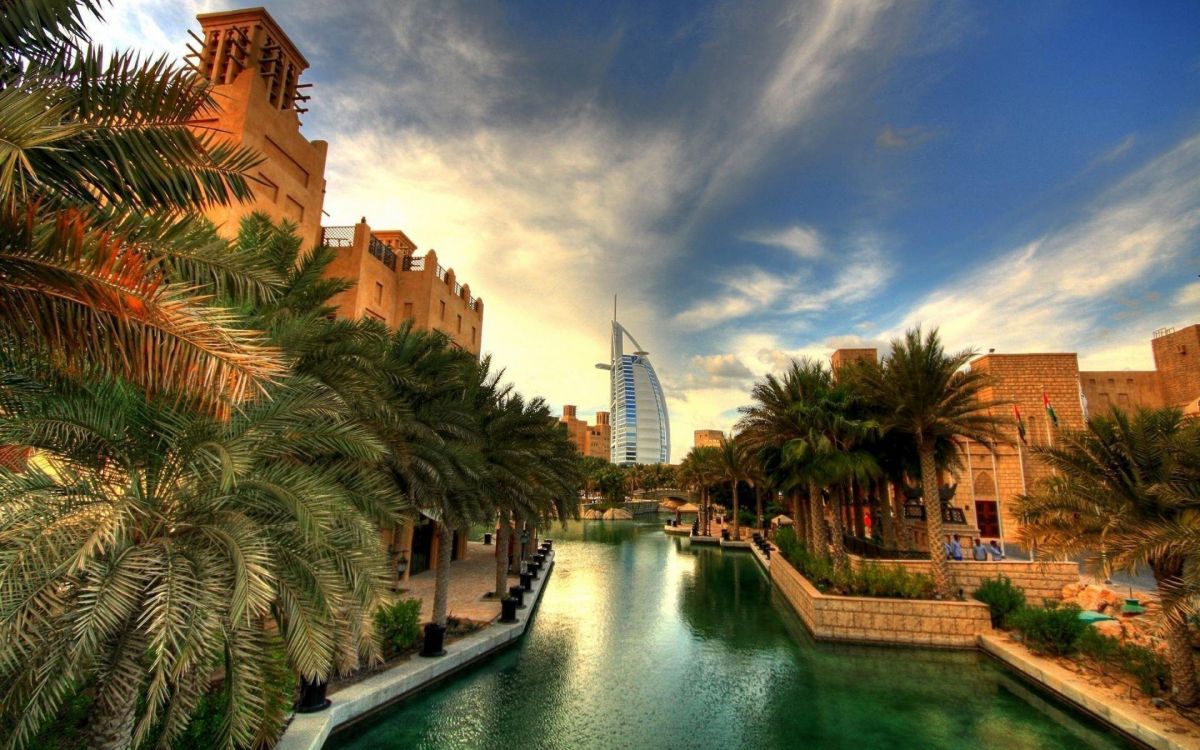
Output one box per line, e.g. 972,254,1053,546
770,553,992,648
849,556,1077,604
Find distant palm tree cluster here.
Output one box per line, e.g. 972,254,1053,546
0,3,580,748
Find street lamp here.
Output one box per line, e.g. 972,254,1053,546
396,552,409,578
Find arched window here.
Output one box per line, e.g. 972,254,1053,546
973,470,994,499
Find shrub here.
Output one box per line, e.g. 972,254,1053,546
1008,602,1087,656
375,598,422,658
1118,640,1170,696
772,527,934,600
973,576,1027,628
1077,628,1169,696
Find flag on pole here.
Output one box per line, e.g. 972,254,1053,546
1042,389,1059,428
1013,404,1027,445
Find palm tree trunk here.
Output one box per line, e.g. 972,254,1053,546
87,634,143,750
1156,574,1200,706
918,445,952,598
754,484,763,531
808,483,827,557
433,522,454,627
494,512,511,598
792,490,805,542
828,483,850,574
731,479,740,540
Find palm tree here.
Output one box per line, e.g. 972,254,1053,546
1015,407,1200,706
0,359,395,750
0,1,281,412
679,446,720,535
716,436,752,540
853,327,1004,598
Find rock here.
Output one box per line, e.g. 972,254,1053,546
1092,620,1124,639
1062,583,1082,601
1076,584,1124,613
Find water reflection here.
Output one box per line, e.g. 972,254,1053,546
329,516,1131,750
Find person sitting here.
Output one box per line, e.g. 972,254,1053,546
988,540,1005,560
972,538,988,561
950,534,964,561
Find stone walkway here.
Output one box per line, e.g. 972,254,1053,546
399,541,517,624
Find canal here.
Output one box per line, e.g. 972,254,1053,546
328,516,1132,749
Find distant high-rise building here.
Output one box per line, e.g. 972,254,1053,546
694,430,723,449
596,301,669,466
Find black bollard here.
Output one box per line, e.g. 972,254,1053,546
509,584,526,609
520,571,534,591
500,596,518,623
543,539,553,550
420,623,447,657
483,532,493,545
295,677,331,713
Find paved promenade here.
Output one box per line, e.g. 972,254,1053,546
400,541,513,623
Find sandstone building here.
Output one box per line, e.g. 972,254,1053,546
559,405,612,461
188,8,487,584
831,322,1200,556
321,219,484,355
694,430,724,449
192,8,328,250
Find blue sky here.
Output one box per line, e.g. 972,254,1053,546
93,0,1200,461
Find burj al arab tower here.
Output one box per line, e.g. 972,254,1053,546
595,299,670,466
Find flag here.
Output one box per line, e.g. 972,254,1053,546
1042,389,1058,428
1013,404,1027,445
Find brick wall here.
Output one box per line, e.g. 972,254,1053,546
967,353,1085,543
850,557,1078,604
1152,325,1200,407
769,553,992,648
1079,370,1165,414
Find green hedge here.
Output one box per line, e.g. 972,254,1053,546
773,527,935,600
1008,602,1088,656
972,576,1026,628
375,598,422,658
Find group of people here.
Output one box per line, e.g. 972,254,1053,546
944,534,1005,561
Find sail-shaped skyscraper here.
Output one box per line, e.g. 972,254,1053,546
596,300,670,466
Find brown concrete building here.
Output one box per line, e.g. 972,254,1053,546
694,429,724,449
830,348,877,373
192,8,328,250
187,9,488,588
1079,325,1200,416
321,219,485,355
560,406,611,461
830,322,1200,555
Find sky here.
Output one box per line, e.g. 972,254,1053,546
91,0,1200,462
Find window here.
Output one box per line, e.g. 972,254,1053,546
403,302,413,319
439,301,446,320
471,326,476,344
374,282,383,305
457,314,462,333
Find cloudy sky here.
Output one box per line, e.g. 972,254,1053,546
93,1,1200,461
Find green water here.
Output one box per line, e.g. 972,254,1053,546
328,516,1132,749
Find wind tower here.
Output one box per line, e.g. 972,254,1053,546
595,296,670,466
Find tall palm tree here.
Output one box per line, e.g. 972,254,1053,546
716,436,752,540
1015,407,1200,707
0,359,395,750
0,0,281,412
853,327,1004,598
738,359,831,554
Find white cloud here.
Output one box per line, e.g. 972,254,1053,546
875,124,936,151
741,225,823,259
1090,134,1136,166
893,134,1200,363
1176,281,1200,309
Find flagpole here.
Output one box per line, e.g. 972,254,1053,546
1041,384,1054,447
989,448,1006,557
1016,433,1032,561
